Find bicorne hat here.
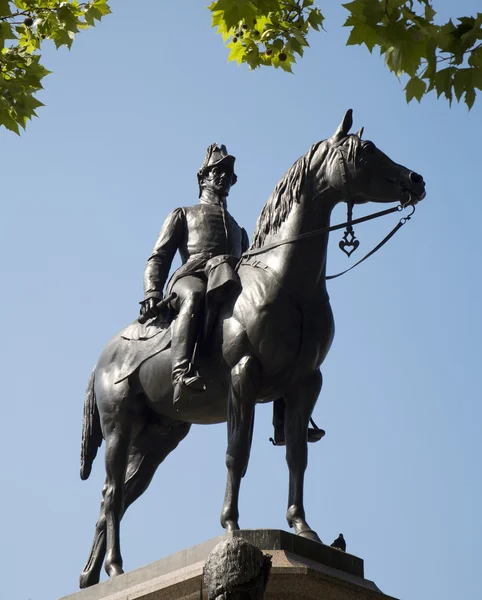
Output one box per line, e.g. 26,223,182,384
197,143,237,194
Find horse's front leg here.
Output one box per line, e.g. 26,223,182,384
284,370,322,542
220,355,261,532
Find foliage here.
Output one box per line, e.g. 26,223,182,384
209,0,324,74
0,0,110,134
1,1,480,134
209,0,482,109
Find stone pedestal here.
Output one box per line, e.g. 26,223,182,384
61,530,398,600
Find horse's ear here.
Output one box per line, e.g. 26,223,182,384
331,109,353,143
356,127,364,139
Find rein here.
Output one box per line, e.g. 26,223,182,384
242,202,416,279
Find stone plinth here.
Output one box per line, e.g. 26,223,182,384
61,530,397,600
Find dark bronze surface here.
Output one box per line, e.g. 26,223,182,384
79,111,425,588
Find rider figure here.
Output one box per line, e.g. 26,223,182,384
140,144,249,406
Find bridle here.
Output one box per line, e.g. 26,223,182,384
241,139,418,280
242,202,415,279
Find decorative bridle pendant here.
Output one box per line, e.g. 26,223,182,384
339,200,359,257
339,226,359,257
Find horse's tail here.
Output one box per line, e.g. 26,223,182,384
80,368,103,481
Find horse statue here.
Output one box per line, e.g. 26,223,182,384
79,110,426,588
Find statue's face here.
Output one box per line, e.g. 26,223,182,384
201,165,233,198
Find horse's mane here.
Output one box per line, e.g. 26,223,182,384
251,140,329,249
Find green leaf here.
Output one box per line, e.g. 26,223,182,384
227,39,245,64
0,23,16,50
452,68,472,101
405,76,426,103
473,67,482,91
0,0,11,16
277,50,295,73
93,0,112,17
58,5,80,34
211,10,227,32
286,37,304,56
424,3,436,22
345,19,381,53
465,87,476,109
52,27,75,49
244,45,261,69
469,46,482,68
0,110,20,135
342,1,365,18
307,8,324,32
84,6,103,26
433,67,456,100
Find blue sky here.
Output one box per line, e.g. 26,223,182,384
1,1,481,599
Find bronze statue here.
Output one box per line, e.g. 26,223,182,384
139,143,248,406
79,110,426,589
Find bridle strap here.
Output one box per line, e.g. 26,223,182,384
326,218,405,279
242,137,416,278
242,204,401,259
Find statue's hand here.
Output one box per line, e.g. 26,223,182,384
140,297,162,320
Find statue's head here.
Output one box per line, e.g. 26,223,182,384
204,538,271,600
198,143,237,198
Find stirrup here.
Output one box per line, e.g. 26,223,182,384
269,421,326,446
182,373,207,391
308,426,326,442
308,417,325,443
173,371,207,408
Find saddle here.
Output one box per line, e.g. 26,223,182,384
115,256,241,384
114,316,173,384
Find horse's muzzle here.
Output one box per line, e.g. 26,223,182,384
405,172,426,203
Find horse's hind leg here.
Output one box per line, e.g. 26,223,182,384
79,422,191,588
220,355,261,532
284,370,322,542
80,479,109,588
102,424,132,576
97,379,144,578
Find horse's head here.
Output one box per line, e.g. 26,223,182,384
325,109,426,206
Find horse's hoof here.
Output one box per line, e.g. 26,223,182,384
297,529,322,543
224,520,240,532
79,570,100,589
105,563,124,578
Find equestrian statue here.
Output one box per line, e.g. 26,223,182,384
79,110,426,588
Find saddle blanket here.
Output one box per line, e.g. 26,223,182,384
114,318,172,384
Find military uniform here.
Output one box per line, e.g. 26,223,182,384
144,201,249,302
141,144,248,406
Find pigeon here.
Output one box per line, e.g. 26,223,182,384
330,533,346,552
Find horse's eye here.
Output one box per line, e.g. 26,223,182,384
363,142,376,153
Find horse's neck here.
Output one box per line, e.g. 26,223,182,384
258,196,334,300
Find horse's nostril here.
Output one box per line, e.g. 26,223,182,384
409,172,423,184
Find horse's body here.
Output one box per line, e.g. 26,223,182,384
79,111,426,588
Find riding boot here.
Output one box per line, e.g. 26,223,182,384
171,305,206,407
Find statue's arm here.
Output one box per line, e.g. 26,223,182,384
143,208,185,300
241,227,250,253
